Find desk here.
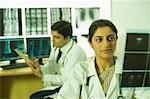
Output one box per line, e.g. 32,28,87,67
0,67,42,99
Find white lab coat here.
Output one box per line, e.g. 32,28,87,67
40,40,87,90
57,57,150,99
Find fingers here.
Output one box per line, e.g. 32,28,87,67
31,58,40,69
28,58,42,78
26,58,42,78
26,60,34,67
26,58,39,69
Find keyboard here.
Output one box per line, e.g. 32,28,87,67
0,63,28,70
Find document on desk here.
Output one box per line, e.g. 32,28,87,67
14,49,30,63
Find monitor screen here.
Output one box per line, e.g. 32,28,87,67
27,37,51,59
121,72,150,87
123,53,149,70
125,33,149,51
0,38,25,61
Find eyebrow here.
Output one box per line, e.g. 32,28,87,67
94,34,115,38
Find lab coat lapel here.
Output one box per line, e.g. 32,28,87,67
86,61,95,97
87,58,106,98
92,65,106,98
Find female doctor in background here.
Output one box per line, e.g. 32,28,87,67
57,19,150,99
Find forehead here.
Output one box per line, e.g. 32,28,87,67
51,31,63,37
93,26,115,37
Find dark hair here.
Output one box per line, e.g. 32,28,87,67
88,19,118,42
51,20,72,38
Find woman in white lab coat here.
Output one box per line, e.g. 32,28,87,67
57,19,150,99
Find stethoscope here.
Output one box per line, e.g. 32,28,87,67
79,75,94,98
116,74,137,99
117,87,124,99
117,74,125,99
54,40,75,74
55,40,74,61
85,75,125,99
60,40,74,59
117,95,124,99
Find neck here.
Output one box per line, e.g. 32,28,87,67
96,56,114,73
60,40,70,48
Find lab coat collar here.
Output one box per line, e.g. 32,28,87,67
86,57,96,77
87,56,119,75
60,39,74,54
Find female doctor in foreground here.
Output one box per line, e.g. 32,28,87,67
56,19,150,99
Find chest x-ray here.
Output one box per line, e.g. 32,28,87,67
75,7,100,34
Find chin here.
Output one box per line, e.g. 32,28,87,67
101,54,113,59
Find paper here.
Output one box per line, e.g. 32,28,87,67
14,49,30,63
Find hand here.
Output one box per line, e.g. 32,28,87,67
26,58,42,78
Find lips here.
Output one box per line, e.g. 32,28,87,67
101,49,112,53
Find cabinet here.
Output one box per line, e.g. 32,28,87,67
0,67,42,99
121,32,150,87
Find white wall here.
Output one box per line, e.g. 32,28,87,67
112,0,150,61
148,0,150,28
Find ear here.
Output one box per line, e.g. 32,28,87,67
65,36,70,41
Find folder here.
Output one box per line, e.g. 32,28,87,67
14,49,30,63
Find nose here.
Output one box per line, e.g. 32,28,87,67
102,39,110,47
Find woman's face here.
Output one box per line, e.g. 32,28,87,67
90,26,117,59
52,31,69,48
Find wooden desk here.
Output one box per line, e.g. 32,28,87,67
0,67,42,99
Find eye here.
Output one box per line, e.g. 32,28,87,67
55,37,60,39
107,36,115,41
95,37,103,42
53,36,60,39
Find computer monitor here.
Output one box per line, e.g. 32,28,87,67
0,38,25,64
26,37,51,64
121,33,150,87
